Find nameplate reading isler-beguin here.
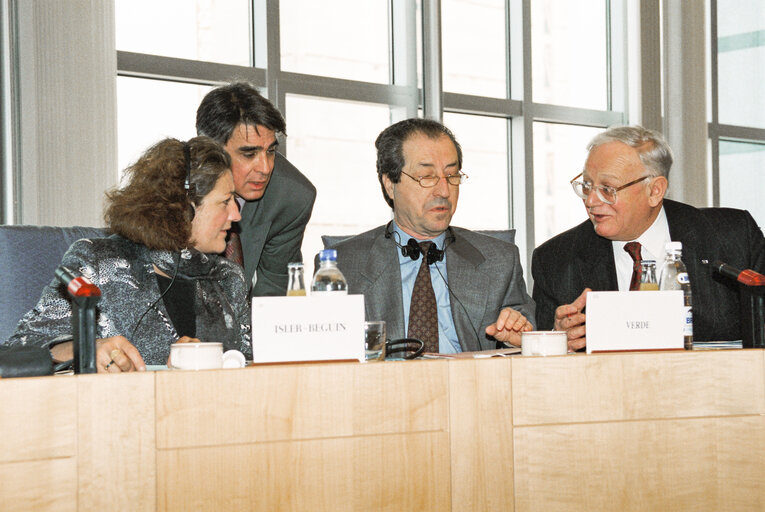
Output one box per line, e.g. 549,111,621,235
252,295,365,363
274,323,348,334
586,291,684,353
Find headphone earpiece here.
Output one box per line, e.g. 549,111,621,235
388,227,445,265
183,142,195,196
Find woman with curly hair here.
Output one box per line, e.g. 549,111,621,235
7,136,250,371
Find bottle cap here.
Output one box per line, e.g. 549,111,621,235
665,241,682,253
318,249,338,262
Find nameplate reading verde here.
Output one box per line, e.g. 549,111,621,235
586,290,684,354
251,294,365,363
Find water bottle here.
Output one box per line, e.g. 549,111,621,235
311,249,348,295
286,262,306,296
659,241,693,349
638,260,658,290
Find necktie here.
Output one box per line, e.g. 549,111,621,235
407,241,439,353
224,224,244,267
624,241,642,291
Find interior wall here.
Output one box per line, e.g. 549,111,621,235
16,0,117,227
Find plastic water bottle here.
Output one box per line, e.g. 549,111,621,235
311,249,348,295
659,241,693,349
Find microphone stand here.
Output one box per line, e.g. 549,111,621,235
55,266,101,373
741,286,765,349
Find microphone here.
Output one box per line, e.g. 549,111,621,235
55,265,101,374
713,261,765,287
55,266,102,297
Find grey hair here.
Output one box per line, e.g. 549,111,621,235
587,125,674,180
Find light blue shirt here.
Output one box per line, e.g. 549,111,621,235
393,223,461,353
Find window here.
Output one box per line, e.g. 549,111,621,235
709,0,765,228
116,0,627,285
115,0,250,66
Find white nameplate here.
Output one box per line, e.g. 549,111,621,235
251,294,365,363
586,291,684,354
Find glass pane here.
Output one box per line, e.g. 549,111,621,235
719,140,765,229
115,0,250,66
443,113,509,230
532,122,599,245
280,1,389,83
285,95,393,277
717,0,765,128
531,0,607,110
442,0,507,98
117,77,212,178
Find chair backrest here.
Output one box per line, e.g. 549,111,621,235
321,229,516,249
0,225,106,343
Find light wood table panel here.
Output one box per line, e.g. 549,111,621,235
155,360,449,449
448,358,514,511
157,432,450,512
0,376,75,463
511,350,765,425
513,416,765,512
76,373,156,512
0,458,77,512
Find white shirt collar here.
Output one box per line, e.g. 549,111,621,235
612,205,671,290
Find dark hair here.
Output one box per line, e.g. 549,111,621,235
196,81,287,145
375,118,462,208
104,136,232,251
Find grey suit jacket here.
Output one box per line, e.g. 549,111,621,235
531,199,765,341
238,152,317,296
328,225,536,352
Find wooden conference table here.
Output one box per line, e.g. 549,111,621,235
1,349,763,511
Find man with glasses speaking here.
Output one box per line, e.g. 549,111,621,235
532,125,765,351
326,118,535,354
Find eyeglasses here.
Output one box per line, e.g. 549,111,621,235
569,172,653,205
401,170,468,188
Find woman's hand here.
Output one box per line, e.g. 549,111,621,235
97,336,146,373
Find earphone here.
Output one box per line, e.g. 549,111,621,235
183,142,195,196
384,222,452,265
183,142,196,220
384,221,482,347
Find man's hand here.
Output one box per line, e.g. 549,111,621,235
553,288,590,352
97,336,146,373
485,307,534,347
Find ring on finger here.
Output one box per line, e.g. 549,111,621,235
104,359,115,371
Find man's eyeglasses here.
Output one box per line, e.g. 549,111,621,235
401,171,468,188
570,172,653,205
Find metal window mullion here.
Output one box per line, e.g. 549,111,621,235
390,0,419,119
709,0,720,207
421,0,442,121
0,0,20,225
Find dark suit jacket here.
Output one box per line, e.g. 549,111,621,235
237,153,316,296
531,199,765,341
328,225,536,352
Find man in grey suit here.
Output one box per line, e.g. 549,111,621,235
532,125,765,351
197,82,316,296
328,118,535,353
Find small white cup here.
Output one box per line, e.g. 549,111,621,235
521,331,568,356
169,342,246,370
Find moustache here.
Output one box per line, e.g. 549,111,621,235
426,199,452,210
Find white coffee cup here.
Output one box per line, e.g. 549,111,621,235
169,342,246,370
521,331,568,356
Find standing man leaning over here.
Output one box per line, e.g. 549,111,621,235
197,82,317,296
328,118,535,353
532,125,765,351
